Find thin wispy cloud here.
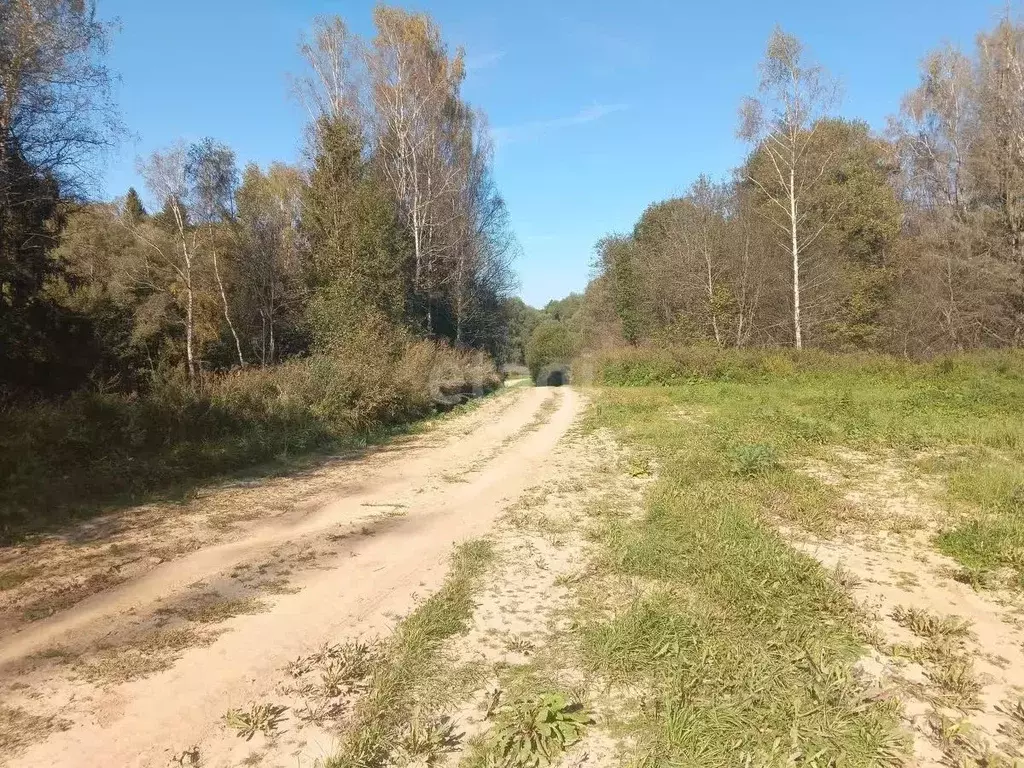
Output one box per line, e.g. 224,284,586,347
465,51,506,72
494,103,627,146
570,22,649,70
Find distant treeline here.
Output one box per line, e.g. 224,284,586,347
562,19,1024,357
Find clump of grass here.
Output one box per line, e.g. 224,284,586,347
156,592,267,624
927,656,984,709
626,455,652,477
325,539,496,768
889,608,981,709
504,635,537,656
287,640,378,683
891,606,972,640
730,443,780,477
223,703,288,741
394,711,462,766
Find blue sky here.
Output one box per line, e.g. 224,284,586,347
97,0,1002,307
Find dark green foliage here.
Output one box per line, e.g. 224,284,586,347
123,187,147,223
488,694,590,768
599,235,651,345
525,322,577,382
303,118,410,350
0,144,74,395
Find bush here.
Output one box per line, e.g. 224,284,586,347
0,336,499,541
525,322,577,382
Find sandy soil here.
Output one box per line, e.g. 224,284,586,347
430,425,648,768
794,451,1024,766
0,385,581,768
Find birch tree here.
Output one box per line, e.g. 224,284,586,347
368,6,466,332
135,147,199,380
187,138,245,367
739,27,839,348
235,163,305,366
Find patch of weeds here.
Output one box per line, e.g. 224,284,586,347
927,656,983,709
831,564,862,591
76,627,217,684
0,705,71,756
294,699,344,727
929,710,1013,767
286,640,379,683
223,703,288,741
950,565,996,590
996,698,1024,742
324,539,495,768
504,635,537,656
891,605,972,640
156,592,268,624
893,571,919,590
891,637,961,666
927,710,972,751
395,711,462,766
730,443,780,477
30,645,75,662
578,386,908,764
20,571,122,621
0,566,41,591
486,693,591,768
255,576,300,595
626,456,652,477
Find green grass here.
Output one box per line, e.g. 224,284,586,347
326,539,496,768
572,349,1024,764
590,348,1024,582
577,393,901,765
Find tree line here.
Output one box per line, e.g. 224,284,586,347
576,18,1024,357
0,1,517,398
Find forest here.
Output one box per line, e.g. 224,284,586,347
0,2,514,536
525,20,1024,371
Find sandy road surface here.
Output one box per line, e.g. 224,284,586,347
0,385,581,768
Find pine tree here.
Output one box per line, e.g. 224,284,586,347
303,117,410,350
123,187,147,224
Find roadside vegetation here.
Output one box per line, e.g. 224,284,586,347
327,539,496,768
317,347,1024,767
0,337,498,541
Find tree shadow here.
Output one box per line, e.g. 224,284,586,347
0,390,482,548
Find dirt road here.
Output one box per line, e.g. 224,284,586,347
0,385,581,768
